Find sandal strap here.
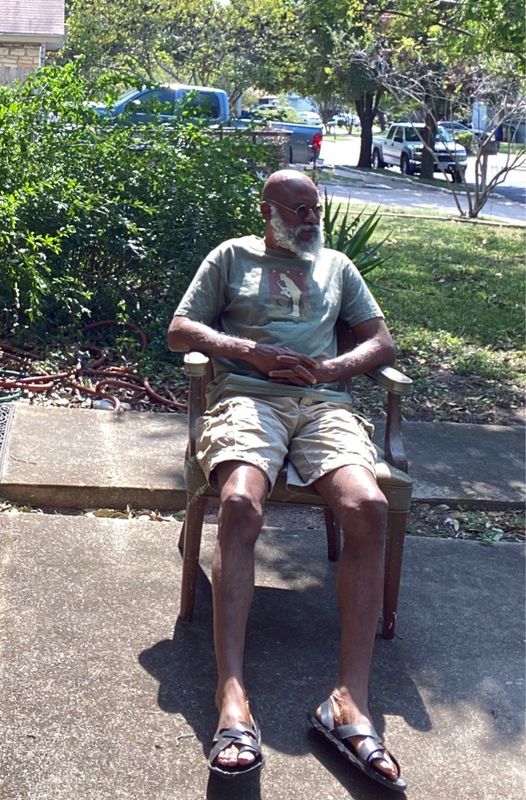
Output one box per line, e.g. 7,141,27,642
357,738,386,764
318,699,335,730
209,721,261,765
335,722,381,740
317,703,401,777
317,702,382,744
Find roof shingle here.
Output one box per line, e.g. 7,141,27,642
0,0,65,37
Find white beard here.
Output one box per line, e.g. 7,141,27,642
269,205,324,258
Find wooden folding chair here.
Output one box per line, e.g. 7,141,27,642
178,349,412,639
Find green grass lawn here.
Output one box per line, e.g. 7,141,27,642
355,216,525,423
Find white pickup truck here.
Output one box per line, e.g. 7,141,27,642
371,122,468,182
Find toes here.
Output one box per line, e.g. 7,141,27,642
353,738,399,780
237,751,256,766
217,745,236,766
216,744,255,769
371,756,398,780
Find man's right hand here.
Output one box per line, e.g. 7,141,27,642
249,344,318,387
168,318,319,387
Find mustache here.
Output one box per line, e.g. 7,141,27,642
295,224,321,235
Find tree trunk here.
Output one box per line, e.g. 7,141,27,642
356,91,377,168
420,109,436,180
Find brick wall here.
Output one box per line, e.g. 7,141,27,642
0,43,43,85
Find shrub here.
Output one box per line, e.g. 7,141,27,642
0,63,269,342
455,131,474,153
322,192,388,277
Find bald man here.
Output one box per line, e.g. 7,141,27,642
168,170,406,792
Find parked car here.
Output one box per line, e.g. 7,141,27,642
371,122,468,182
95,84,230,124
438,119,484,143
439,120,484,137
235,115,323,164
326,113,359,131
96,84,323,164
438,120,471,134
298,110,322,126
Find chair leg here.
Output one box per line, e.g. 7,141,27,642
382,509,408,639
177,517,185,554
179,494,206,622
324,508,341,561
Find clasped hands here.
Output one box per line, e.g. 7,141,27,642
250,343,335,387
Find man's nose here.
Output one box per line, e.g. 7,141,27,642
304,207,319,224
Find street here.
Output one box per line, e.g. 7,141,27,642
319,135,526,225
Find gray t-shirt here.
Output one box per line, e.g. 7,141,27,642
173,235,383,404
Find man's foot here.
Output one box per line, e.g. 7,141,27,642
315,690,400,782
210,684,260,772
208,718,262,777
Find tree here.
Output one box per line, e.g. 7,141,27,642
60,0,303,109
373,0,525,178
293,0,392,167
295,0,525,177
59,0,169,84
382,65,526,217
369,0,526,212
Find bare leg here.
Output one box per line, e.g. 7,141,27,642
211,460,268,770
313,465,399,781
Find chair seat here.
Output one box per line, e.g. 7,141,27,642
184,448,412,513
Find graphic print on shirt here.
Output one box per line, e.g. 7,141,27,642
268,268,310,321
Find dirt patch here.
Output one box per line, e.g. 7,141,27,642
408,504,524,544
351,370,524,426
1,499,523,545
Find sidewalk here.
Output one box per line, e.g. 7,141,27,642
0,403,524,800
0,404,524,510
1,508,524,799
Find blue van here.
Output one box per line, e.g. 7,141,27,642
97,84,230,125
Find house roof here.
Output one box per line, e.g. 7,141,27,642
0,0,65,47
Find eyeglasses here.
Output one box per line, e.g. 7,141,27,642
268,198,323,221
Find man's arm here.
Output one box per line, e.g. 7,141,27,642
268,317,396,385
168,315,319,385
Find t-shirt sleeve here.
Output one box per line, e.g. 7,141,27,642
172,248,226,326
339,257,383,326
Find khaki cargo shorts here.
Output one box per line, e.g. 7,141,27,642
196,394,377,490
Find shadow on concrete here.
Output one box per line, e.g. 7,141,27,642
139,525,524,797
138,550,428,799
206,771,262,799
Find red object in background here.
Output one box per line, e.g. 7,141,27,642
311,132,323,157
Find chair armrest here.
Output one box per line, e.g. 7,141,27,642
184,352,210,456
184,351,210,377
366,364,412,474
365,365,412,395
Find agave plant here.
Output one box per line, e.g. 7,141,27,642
322,190,389,278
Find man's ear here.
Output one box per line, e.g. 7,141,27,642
260,200,271,220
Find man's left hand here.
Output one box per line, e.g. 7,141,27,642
269,358,335,386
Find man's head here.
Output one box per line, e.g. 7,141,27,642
260,170,324,257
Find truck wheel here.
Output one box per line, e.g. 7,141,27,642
400,154,413,175
372,149,385,169
452,167,463,183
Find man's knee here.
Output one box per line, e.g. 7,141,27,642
340,487,388,541
220,489,264,520
218,487,265,546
